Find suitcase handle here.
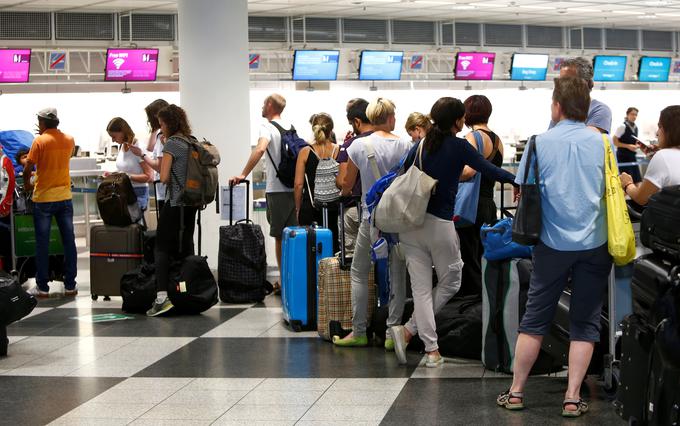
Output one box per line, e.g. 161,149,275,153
215,180,251,226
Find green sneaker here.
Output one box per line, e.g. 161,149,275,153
332,335,368,347
146,298,174,317
384,338,395,351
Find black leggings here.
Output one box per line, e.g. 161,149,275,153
155,203,197,292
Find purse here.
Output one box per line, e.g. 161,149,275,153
0,271,37,326
374,141,438,233
512,136,542,246
454,131,484,227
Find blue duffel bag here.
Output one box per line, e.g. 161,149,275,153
481,217,533,261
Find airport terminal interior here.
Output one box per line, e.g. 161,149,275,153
1,0,680,425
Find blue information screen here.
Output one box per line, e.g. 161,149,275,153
359,51,404,80
292,50,340,81
639,57,671,82
593,56,627,82
511,54,549,81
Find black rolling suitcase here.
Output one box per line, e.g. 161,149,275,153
647,340,680,425
632,254,678,326
217,181,268,304
641,185,680,262
616,314,655,423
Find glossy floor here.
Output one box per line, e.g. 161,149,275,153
0,252,624,425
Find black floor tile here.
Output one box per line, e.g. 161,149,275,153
382,377,624,426
7,308,244,337
135,337,422,378
0,376,121,426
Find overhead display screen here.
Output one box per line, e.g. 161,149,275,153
511,54,549,81
0,49,31,83
638,57,671,82
455,52,496,80
292,50,340,81
593,56,627,82
359,51,404,81
105,48,159,82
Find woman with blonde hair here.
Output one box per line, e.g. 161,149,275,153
294,112,340,253
405,112,431,143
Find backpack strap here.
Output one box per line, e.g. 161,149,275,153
364,140,382,181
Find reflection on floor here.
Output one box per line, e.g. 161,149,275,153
0,255,625,425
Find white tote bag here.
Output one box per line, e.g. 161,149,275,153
374,141,437,233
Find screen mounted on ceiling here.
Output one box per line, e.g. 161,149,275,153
593,55,627,82
638,57,671,82
293,50,340,81
511,53,549,81
359,51,404,81
0,49,31,83
105,48,159,82
455,52,496,80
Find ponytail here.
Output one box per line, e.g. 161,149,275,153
425,97,465,153
310,112,334,143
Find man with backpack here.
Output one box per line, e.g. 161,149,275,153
230,94,301,293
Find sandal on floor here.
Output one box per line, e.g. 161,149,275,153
272,282,281,296
497,389,525,410
562,399,588,417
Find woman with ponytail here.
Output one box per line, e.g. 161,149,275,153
389,97,517,368
294,112,340,253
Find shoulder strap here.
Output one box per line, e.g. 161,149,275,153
364,140,382,180
472,131,485,154
269,120,286,134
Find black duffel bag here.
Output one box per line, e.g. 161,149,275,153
120,263,156,314
641,185,680,262
218,222,268,304
168,255,218,314
0,271,37,325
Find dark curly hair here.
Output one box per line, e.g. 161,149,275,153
157,104,192,138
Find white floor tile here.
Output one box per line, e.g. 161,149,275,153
49,417,132,426
214,421,295,426
329,378,409,391
139,403,231,421
201,308,283,338
216,404,310,422
240,389,324,406
296,422,379,426
129,420,213,426
113,377,194,391
163,389,250,405
410,356,485,379
2,364,78,376
183,378,264,392
0,353,40,370
57,296,124,309
256,378,335,391
62,402,154,419
67,364,146,377
3,336,80,356
300,404,391,422
90,386,180,404
7,336,28,345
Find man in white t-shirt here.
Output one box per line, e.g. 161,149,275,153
229,94,298,290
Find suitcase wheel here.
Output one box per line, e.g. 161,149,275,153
91,294,98,301
103,296,111,301
290,320,303,332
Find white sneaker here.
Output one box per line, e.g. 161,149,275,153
425,353,444,368
27,286,49,299
389,325,408,365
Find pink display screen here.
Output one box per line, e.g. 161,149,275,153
0,49,31,83
455,52,496,80
105,49,159,81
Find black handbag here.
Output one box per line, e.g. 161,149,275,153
0,271,37,326
512,136,542,246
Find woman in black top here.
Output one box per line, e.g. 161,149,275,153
293,113,340,253
613,107,641,183
457,95,505,297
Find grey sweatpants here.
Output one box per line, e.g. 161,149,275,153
350,219,406,337
400,214,463,352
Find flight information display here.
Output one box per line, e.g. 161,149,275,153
638,57,671,82
105,48,159,81
511,54,549,81
359,51,404,80
455,52,496,80
293,50,340,81
0,49,31,83
593,56,627,82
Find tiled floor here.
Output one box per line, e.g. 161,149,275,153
0,255,625,425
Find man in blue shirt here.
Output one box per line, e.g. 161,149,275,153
549,57,612,134
497,77,612,418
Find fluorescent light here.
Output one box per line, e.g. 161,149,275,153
612,10,644,15
452,3,476,9
569,8,601,12
476,3,507,7
644,0,672,5
640,13,658,19
519,5,555,10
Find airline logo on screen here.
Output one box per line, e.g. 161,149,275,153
12,53,30,63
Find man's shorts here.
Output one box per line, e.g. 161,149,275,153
265,192,298,238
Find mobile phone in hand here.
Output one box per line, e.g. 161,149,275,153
631,135,649,149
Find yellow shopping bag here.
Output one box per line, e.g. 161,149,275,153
602,134,636,266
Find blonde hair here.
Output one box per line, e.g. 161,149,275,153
106,117,135,143
405,112,431,132
366,97,396,125
266,93,286,113
311,113,334,142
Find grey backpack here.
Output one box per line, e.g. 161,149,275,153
309,146,340,206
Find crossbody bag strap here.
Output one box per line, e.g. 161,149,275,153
364,140,382,180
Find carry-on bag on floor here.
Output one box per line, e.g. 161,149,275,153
632,254,678,326
481,258,562,374
646,337,680,425
641,185,680,262
281,209,334,331
616,314,655,424
96,172,142,227
90,224,144,301
0,271,37,325
217,180,268,304
168,255,218,314
120,263,156,314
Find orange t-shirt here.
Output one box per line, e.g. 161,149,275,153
27,128,74,202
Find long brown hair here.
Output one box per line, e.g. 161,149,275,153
145,99,169,131
659,105,680,148
106,117,135,143
157,104,192,138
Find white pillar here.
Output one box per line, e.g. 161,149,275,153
178,0,250,268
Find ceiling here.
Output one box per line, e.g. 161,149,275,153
1,0,680,30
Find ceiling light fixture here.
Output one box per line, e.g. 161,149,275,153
519,5,556,10
644,0,672,5
452,3,476,10
640,13,659,19
612,10,645,15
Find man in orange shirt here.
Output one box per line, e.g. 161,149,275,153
24,108,77,298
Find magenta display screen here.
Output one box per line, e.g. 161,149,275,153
0,49,31,83
105,49,159,81
455,52,496,80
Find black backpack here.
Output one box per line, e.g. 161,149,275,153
168,255,218,314
120,263,156,314
266,122,309,188
0,271,37,326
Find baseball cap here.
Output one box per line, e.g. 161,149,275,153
37,107,59,121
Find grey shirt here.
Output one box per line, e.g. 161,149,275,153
163,135,189,207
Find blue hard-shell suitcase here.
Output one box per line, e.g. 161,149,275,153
281,225,333,331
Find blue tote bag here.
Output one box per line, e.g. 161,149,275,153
453,131,484,227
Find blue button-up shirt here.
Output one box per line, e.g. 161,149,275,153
516,120,607,251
